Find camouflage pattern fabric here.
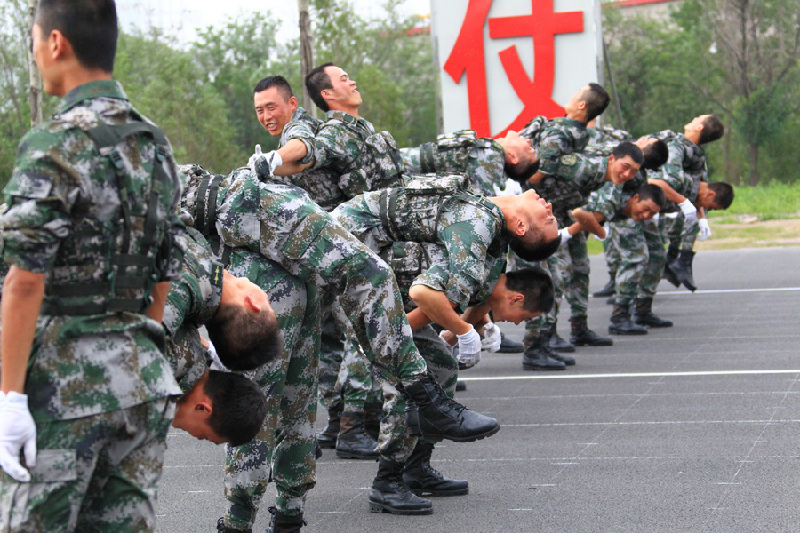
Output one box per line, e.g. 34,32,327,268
0,80,183,530
639,216,669,298
587,125,632,149
400,129,507,196
523,116,589,177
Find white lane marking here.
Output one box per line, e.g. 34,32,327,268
657,287,800,295
460,369,800,382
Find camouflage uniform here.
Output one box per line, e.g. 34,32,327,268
213,168,429,526
0,80,183,532
525,151,609,344
333,176,508,460
400,130,507,196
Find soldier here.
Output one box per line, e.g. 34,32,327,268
201,167,501,532
250,75,382,460
0,1,185,530
333,176,557,514
522,142,643,369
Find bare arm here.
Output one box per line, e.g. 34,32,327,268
273,139,314,176
0,267,45,393
527,170,546,186
571,208,606,238
408,284,471,336
648,178,685,204
406,307,432,331
145,281,171,324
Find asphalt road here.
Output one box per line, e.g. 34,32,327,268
157,246,800,533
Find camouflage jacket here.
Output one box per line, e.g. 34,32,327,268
524,116,588,177
332,176,508,311
651,130,707,202
162,227,224,393
400,130,506,196
313,110,406,198
534,151,609,223
588,125,632,150
270,107,347,211
1,80,183,420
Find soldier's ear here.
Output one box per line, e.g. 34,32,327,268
244,295,262,314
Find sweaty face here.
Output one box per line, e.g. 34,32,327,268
520,189,558,242
629,198,660,222
323,66,362,110
608,155,641,185
254,87,297,136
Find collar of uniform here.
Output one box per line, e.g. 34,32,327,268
326,109,361,126
57,80,127,114
550,116,587,130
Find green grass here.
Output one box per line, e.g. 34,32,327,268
708,183,800,223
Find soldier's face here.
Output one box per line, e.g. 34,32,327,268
629,197,660,222
491,293,537,325
608,155,641,185
173,407,226,444
520,189,558,241
322,66,362,110
685,115,709,135
222,274,275,322
31,24,59,96
504,131,538,169
254,87,298,136
563,85,589,118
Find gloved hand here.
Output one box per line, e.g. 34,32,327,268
455,325,482,369
481,322,501,352
0,392,37,482
559,227,572,245
698,218,711,241
678,199,697,220
248,145,283,180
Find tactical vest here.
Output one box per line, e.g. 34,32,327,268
178,163,227,261
42,117,173,316
378,174,499,244
415,130,495,175
328,114,406,197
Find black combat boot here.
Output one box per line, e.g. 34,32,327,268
633,297,673,328
316,405,341,449
522,334,566,370
543,326,575,364
592,275,615,298
570,315,613,346
403,440,468,497
547,325,576,353
363,401,383,441
662,246,681,286
668,251,697,291
455,380,467,392
216,517,251,533
497,332,524,353
609,304,648,335
336,412,379,459
266,507,306,533
402,375,500,442
369,458,433,515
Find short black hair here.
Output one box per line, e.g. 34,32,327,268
709,182,734,209
635,183,666,211
508,231,561,262
505,267,555,314
254,76,294,100
505,159,539,184
642,139,668,170
583,83,610,122
36,0,118,73
204,371,267,447
611,141,644,166
206,304,282,371
305,62,335,112
699,114,725,144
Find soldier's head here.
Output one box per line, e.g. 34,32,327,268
206,272,282,371
625,184,666,222
33,0,118,96
253,76,298,137
635,137,668,171
306,63,362,114
504,189,560,261
565,83,610,123
488,267,555,325
499,131,539,182
685,114,725,145
696,181,734,211
606,142,643,185
172,370,268,446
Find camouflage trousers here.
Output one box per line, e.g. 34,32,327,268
639,216,669,298
222,254,320,527
608,218,647,306
669,211,699,252
0,399,173,533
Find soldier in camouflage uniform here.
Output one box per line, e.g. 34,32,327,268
0,2,185,530
333,176,557,514
400,130,539,196
521,143,643,370
250,74,382,461
202,167,500,532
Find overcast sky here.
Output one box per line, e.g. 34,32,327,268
115,0,431,43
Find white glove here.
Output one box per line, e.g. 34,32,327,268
559,227,572,244
678,199,697,220
455,326,482,369
652,212,660,221
248,145,283,179
481,322,501,353
206,342,229,371
0,392,37,482
698,218,711,241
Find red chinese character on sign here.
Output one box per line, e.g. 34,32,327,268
443,0,584,138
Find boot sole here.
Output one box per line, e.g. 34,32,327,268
522,363,566,371
409,487,469,497
368,500,433,515
317,440,336,449
634,321,673,328
336,450,380,460
550,345,576,353
572,340,614,346
608,328,648,335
